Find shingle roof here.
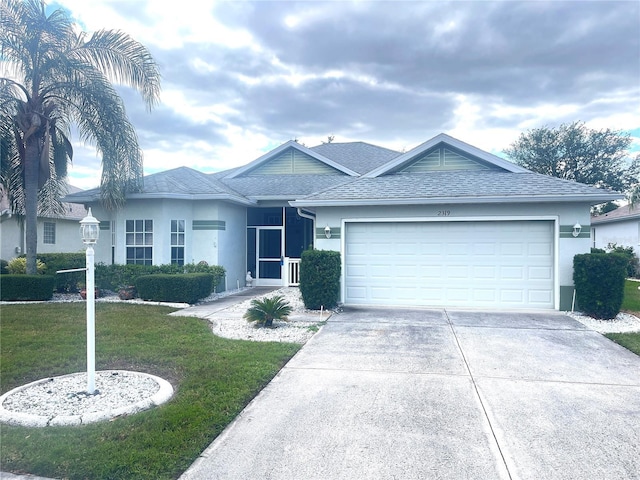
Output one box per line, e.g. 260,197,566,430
62,135,625,208
64,167,250,204
290,171,622,206
591,204,640,224
222,174,354,199
2,184,87,219
309,142,401,175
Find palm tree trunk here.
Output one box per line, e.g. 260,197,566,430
24,137,40,275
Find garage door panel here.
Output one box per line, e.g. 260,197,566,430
500,243,525,255
500,290,524,303
447,288,471,301
446,266,469,279
473,289,497,302
345,221,554,309
529,290,553,304
473,266,497,279
500,266,525,280
529,266,553,280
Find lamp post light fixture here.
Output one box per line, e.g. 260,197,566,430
572,222,582,238
80,208,100,394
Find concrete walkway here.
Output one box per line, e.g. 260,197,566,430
180,307,640,480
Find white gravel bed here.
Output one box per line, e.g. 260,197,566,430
566,311,640,333
1,286,252,308
209,288,330,344
0,370,173,427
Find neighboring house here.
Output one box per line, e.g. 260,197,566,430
64,133,622,310
0,185,88,262
591,205,640,255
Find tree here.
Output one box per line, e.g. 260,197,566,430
0,0,160,274
504,121,636,192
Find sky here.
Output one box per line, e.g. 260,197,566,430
48,0,640,190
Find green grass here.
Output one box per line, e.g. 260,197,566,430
1,303,300,479
621,279,640,314
605,280,640,357
605,332,640,356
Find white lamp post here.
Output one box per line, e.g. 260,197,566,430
80,208,100,394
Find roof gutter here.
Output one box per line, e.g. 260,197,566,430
64,193,256,206
290,193,625,208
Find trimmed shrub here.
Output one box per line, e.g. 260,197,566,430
183,262,226,292
135,273,214,304
95,262,226,293
0,275,55,301
605,244,639,278
299,249,341,310
573,252,627,319
95,263,152,291
0,259,8,274
37,253,86,292
7,257,46,274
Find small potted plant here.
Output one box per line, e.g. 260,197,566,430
78,282,100,300
118,285,137,300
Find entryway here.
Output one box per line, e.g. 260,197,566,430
246,207,313,286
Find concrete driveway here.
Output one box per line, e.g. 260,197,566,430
180,308,640,480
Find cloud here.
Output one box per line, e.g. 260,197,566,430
51,0,639,190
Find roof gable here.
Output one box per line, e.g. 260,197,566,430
399,144,497,173
364,133,528,177
226,140,358,178
248,147,339,175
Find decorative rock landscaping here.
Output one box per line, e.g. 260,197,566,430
0,370,173,427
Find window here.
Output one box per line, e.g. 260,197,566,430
126,219,153,265
171,220,185,265
43,222,56,244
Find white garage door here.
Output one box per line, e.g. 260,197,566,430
345,221,554,309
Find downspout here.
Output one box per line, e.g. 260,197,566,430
297,208,316,249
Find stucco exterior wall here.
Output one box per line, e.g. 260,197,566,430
86,200,246,292
0,216,85,261
216,203,247,291
313,201,593,310
592,220,640,255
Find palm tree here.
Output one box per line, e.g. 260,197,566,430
244,295,293,328
0,0,160,273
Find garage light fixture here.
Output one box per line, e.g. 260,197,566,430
572,222,582,237
324,225,332,239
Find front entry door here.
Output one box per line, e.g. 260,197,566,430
256,227,282,286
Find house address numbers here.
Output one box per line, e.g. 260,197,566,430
437,210,451,216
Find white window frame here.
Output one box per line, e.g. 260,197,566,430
125,219,153,265
43,222,56,244
171,219,185,265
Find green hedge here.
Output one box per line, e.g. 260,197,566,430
0,275,55,301
299,249,341,310
574,252,627,319
37,253,86,292
95,262,225,292
135,273,214,304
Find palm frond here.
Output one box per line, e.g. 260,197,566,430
244,295,293,327
76,29,161,109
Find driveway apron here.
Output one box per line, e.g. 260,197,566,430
180,307,640,480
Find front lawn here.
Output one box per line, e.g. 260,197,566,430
0,303,300,479
605,279,640,357
622,279,640,315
